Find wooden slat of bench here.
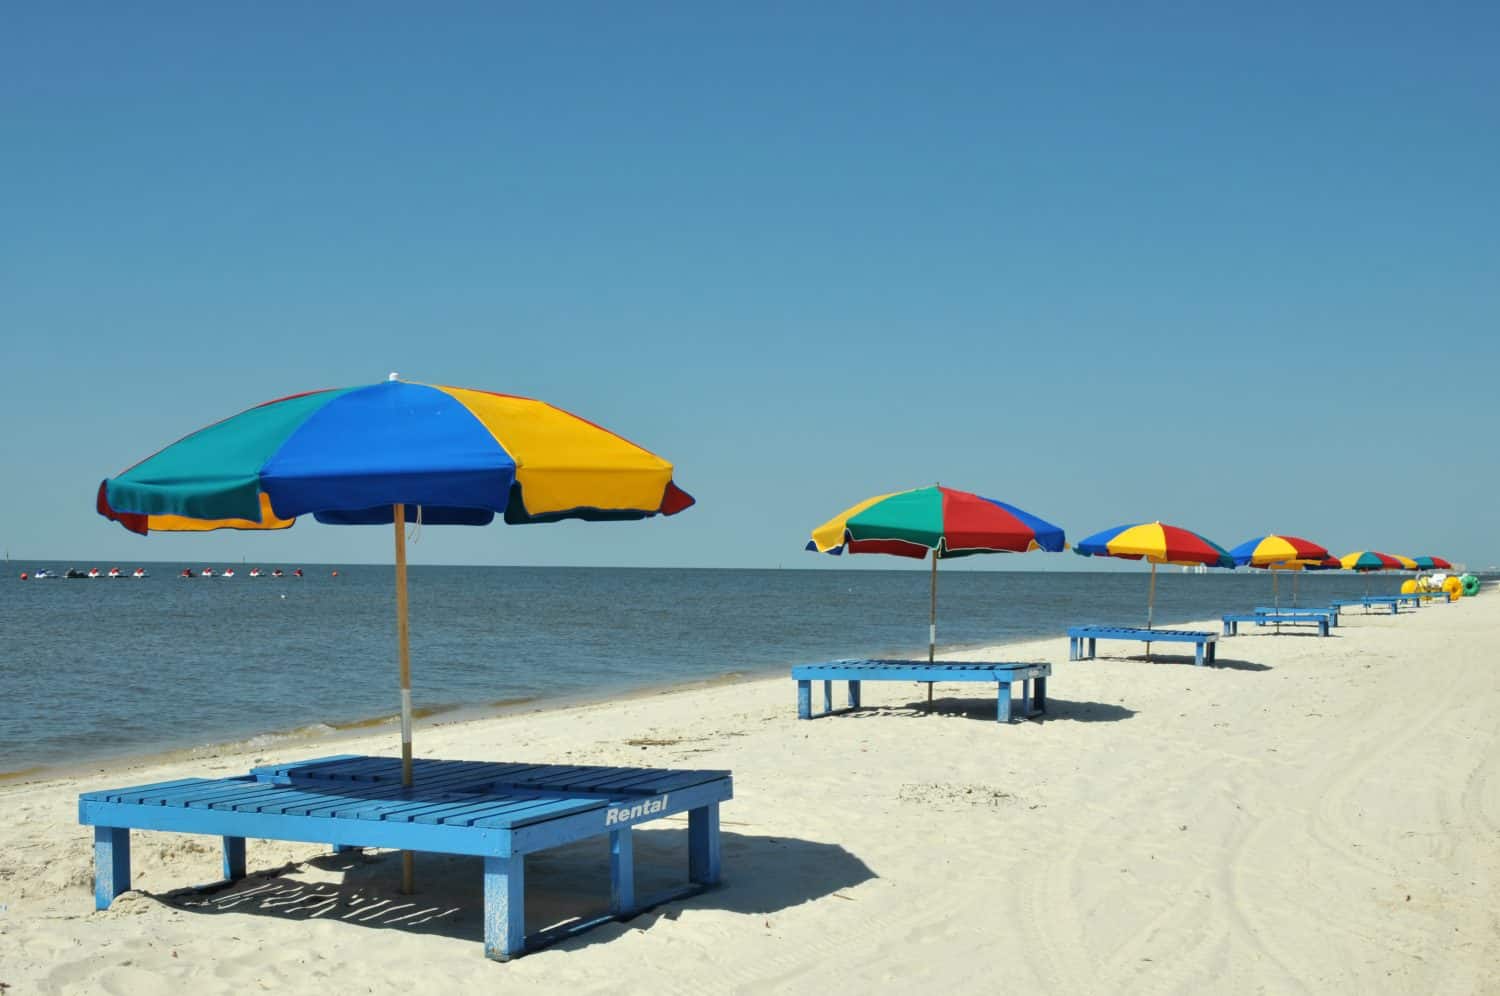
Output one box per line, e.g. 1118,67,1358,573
536,766,680,791
291,763,506,817
472,796,616,830
431,797,589,827
387,793,556,825
123,779,259,808
82,778,204,803
1068,627,1209,640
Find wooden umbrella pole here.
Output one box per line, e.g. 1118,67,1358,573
927,551,937,705
1145,562,1157,658
394,503,414,895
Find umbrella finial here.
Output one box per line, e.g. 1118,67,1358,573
388,371,401,382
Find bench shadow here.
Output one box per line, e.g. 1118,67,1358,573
1093,651,1273,672
152,827,874,954
1207,658,1273,672
1225,630,1340,640
812,695,1134,723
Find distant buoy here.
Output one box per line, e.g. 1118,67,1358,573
331,570,339,577
19,572,28,580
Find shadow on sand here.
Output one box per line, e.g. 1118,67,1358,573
819,695,1136,724
154,827,874,954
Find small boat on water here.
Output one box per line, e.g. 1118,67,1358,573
248,568,262,578
293,568,303,578
271,569,284,577
132,568,148,579
87,568,102,579
222,569,236,579
66,569,89,579
200,568,215,578
180,568,195,579
107,568,123,579
31,569,55,580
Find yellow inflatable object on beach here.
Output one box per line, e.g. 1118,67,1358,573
1443,576,1463,600
1401,579,1417,595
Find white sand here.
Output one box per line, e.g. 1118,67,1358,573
2,591,1497,994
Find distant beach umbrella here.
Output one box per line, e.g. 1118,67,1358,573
1229,534,1331,609
1073,522,1235,655
97,374,693,893
1339,550,1407,596
806,485,1065,702
1339,551,1404,572
1412,556,1453,571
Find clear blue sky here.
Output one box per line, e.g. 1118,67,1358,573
4,3,1496,569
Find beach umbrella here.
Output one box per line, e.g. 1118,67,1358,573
806,485,1065,701
96,374,693,893
1229,534,1331,609
1339,550,1405,596
1339,551,1404,572
1412,556,1453,571
1074,522,1235,653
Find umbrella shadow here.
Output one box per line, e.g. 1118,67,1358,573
830,695,1135,724
152,827,874,954
1097,651,1272,672
1225,630,1342,640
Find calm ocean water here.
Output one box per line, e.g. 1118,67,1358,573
0,564,1432,773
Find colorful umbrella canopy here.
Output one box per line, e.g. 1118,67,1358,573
1228,534,1330,568
1074,522,1234,644
1389,554,1419,571
98,377,692,532
807,486,1064,690
807,485,1065,559
96,375,693,893
1412,556,1453,571
1074,522,1235,568
1339,551,1404,572
1229,535,1331,609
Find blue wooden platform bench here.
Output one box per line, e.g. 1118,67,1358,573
1222,613,1330,637
1067,626,1217,666
1331,597,1402,615
1254,605,1339,627
792,660,1050,723
79,755,732,961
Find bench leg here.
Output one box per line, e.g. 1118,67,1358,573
1319,621,1328,637
1068,637,1077,661
823,680,832,716
1035,675,1047,714
1194,643,1205,666
222,835,246,882
483,854,526,961
1088,638,1097,659
996,681,1012,724
1020,678,1032,717
797,679,811,720
610,828,636,915
848,680,861,709
689,803,721,886
93,826,131,910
